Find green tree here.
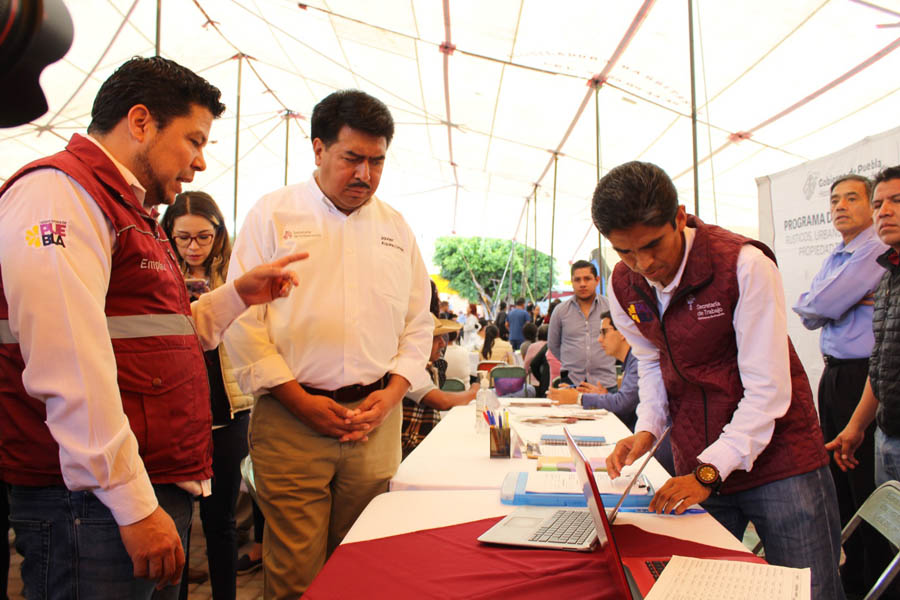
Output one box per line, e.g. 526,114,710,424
433,237,559,307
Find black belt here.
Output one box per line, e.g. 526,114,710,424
301,373,390,404
823,355,868,367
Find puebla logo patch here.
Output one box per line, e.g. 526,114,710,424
26,220,67,248
627,301,654,323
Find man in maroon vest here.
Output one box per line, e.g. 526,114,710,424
0,57,304,599
595,161,844,600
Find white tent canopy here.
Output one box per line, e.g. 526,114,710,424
3,0,899,271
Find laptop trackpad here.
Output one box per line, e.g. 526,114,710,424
505,516,544,529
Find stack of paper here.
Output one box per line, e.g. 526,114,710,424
644,555,810,600
523,470,650,495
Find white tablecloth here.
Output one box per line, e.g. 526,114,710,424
390,403,671,492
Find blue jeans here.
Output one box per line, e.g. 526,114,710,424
875,427,900,486
9,483,192,600
701,466,846,600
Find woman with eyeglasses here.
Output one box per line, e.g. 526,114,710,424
160,191,253,600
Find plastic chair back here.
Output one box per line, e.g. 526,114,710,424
841,480,900,599
441,378,466,392
490,366,526,396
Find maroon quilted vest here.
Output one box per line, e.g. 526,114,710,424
0,134,212,486
611,216,826,494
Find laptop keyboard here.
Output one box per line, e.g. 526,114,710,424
529,510,595,545
645,560,669,580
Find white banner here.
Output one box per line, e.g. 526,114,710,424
757,126,900,406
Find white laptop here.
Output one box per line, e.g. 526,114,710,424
477,425,669,552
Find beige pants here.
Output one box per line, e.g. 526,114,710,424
249,393,401,599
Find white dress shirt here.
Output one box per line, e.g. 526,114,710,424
0,136,248,526
223,175,433,394
608,226,792,480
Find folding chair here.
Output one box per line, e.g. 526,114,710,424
441,378,466,392
476,361,505,377
841,480,900,600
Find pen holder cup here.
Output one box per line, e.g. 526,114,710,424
489,426,511,458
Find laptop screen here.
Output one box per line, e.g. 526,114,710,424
564,428,633,599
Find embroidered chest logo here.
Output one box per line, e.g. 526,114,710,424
627,301,654,323
283,228,320,240
26,220,68,248
380,235,405,252
686,294,696,311
694,299,726,321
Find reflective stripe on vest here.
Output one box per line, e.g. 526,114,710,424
0,320,13,344
0,313,194,343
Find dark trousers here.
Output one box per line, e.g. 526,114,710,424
819,359,890,595
180,412,250,600
251,496,264,545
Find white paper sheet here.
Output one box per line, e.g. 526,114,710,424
537,444,611,458
523,470,649,495
644,555,811,600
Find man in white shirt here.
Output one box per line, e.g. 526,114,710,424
224,89,432,597
0,57,304,599
595,161,845,600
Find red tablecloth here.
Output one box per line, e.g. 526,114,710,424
305,516,757,599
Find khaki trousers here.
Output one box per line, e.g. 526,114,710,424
249,393,401,598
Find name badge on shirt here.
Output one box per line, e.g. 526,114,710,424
627,301,655,323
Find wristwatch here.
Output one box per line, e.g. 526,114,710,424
693,462,722,495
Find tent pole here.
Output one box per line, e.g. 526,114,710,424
532,184,538,301
508,241,513,303
688,0,700,217
549,154,558,300
284,111,291,186
594,84,604,293
233,55,243,227
155,0,161,57
522,195,529,298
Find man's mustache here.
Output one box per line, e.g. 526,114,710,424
349,181,371,189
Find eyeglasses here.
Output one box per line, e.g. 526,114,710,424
173,233,215,247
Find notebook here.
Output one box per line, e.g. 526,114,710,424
479,428,762,598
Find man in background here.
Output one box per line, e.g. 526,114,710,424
505,297,530,350
495,300,509,341
828,167,900,595
402,316,480,457
793,174,887,596
548,260,617,390
224,89,432,597
549,312,637,429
